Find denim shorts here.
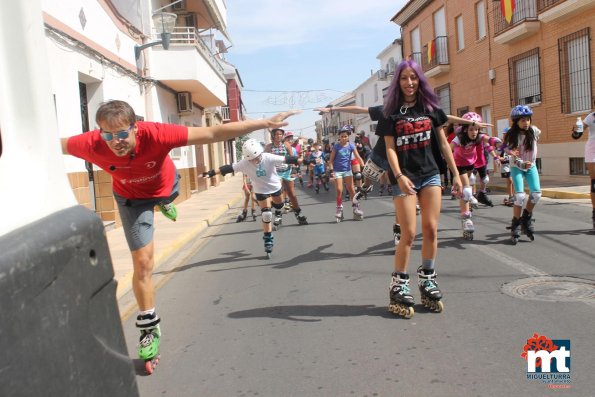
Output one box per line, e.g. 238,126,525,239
334,170,353,179
391,174,442,197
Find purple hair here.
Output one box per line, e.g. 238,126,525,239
383,60,440,118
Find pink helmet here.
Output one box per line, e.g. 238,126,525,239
283,131,294,140
462,112,482,123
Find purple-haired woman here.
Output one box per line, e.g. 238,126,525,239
377,60,462,319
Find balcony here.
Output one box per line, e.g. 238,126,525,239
421,36,450,78
150,27,227,108
493,0,540,45
538,0,595,23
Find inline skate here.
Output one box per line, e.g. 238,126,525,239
236,209,247,223
509,217,522,245
352,202,364,221
273,210,282,231
136,312,161,375
263,233,274,259
520,209,535,241
335,205,344,223
294,208,308,225
283,199,292,213
353,184,372,201
388,272,415,318
393,223,401,246
417,266,443,312
469,195,479,210
251,208,257,221
503,195,514,207
476,191,494,207
158,202,177,222
461,211,474,240
379,184,385,196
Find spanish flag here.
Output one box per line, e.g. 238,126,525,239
501,0,515,24
427,39,436,63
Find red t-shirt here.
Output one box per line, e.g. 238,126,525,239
67,121,188,199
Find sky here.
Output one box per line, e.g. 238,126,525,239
224,0,408,140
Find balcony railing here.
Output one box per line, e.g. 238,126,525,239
493,0,538,36
537,0,563,12
410,52,422,66
153,26,225,77
421,36,449,73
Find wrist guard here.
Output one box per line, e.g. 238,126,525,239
202,170,216,178
285,156,299,165
219,164,234,176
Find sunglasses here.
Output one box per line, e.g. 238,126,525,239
100,124,134,141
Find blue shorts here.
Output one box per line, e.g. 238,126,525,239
277,168,294,182
334,170,353,179
391,174,441,197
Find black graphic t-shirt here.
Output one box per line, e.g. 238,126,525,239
376,104,448,180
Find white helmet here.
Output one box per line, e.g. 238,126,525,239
242,138,263,160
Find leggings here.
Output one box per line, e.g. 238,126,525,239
511,165,541,194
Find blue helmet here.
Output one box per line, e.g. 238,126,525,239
339,125,353,134
510,105,533,119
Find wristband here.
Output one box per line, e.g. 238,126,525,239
203,170,216,178
395,173,404,181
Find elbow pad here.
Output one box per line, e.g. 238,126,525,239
488,137,502,146
219,164,234,176
285,156,299,165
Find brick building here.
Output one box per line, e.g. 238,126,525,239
392,0,595,176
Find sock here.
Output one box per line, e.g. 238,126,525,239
422,259,435,271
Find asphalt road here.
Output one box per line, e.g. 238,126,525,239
122,185,594,396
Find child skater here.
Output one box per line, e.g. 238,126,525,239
236,173,257,222
571,111,595,231
328,125,365,221
501,105,542,244
450,112,502,240
201,139,301,258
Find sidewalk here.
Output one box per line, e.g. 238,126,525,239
107,173,245,300
107,173,590,302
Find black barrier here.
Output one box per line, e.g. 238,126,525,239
0,205,138,397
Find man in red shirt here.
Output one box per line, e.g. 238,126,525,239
61,100,297,369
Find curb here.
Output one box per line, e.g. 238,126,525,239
115,191,244,300
490,185,589,200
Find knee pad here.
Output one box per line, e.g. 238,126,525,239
462,186,473,202
529,191,542,205
591,179,595,193
354,172,362,181
469,172,476,185
272,201,284,210
514,192,526,207
261,208,273,223
482,175,489,185
362,159,384,182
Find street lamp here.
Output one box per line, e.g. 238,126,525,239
134,12,177,60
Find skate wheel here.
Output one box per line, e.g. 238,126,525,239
145,355,159,375
266,252,272,259
511,237,518,245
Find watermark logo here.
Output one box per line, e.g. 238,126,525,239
521,333,571,389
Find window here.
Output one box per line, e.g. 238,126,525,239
456,15,465,51
569,157,587,175
475,1,486,39
508,48,541,106
558,28,592,114
435,84,451,115
410,27,421,65
457,106,469,117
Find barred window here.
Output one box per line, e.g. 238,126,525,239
435,83,451,115
559,28,592,114
508,48,541,106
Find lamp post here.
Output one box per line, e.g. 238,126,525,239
134,12,177,60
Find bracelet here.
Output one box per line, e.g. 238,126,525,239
395,173,404,180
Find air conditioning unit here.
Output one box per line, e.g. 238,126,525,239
172,0,185,11
177,92,192,113
377,69,387,80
